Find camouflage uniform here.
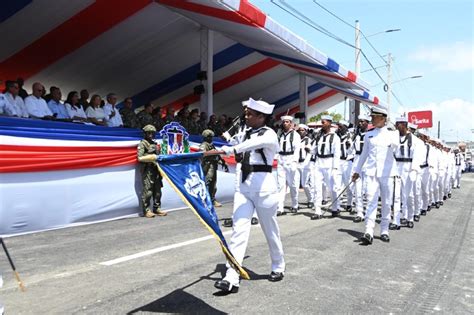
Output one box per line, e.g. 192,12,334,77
137,110,154,128
137,132,163,215
120,107,140,129
187,119,200,135
200,130,227,203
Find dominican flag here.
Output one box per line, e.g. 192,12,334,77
157,152,249,280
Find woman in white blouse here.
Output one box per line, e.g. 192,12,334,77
65,91,87,122
85,94,106,126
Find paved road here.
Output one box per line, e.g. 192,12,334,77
1,174,473,314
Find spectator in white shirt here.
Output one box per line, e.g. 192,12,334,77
24,82,55,120
47,87,70,120
103,93,123,127
85,94,106,126
0,93,6,116
65,91,88,122
3,80,29,117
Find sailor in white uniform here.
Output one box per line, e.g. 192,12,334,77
296,124,315,208
276,115,301,215
215,98,285,293
311,115,342,219
352,107,400,244
453,148,465,189
337,120,353,212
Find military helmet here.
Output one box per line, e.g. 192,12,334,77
142,124,156,133
202,129,214,138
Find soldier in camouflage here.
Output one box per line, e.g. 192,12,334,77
137,103,154,128
137,125,167,218
119,97,140,129
200,129,228,207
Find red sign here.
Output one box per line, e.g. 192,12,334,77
408,110,433,128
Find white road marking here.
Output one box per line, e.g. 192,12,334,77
100,230,233,266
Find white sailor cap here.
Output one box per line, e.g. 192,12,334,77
242,97,275,115
338,120,349,127
395,116,408,123
370,106,388,117
321,115,333,122
358,114,370,121
297,123,308,130
280,115,294,122
408,122,418,130
307,121,318,128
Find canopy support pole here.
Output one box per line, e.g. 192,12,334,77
299,74,308,123
200,28,213,117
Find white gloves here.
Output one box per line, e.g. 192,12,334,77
220,145,234,156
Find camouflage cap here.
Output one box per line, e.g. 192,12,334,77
142,124,156,132
202,129,214,137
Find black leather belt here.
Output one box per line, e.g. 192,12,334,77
395,157,413,162
420,164,428,169
317,154,334,158
241,164,272,182
279,151,294,155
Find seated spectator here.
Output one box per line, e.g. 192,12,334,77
79,89,90,110
120,97,140,129
212,115,227,136
137,102,154,128
4,80,29,118
0,92,6,115
47,87,70,120
176,107,190,130
17,77,28,100
208,114,217,130
198,111,207,132
85,94,106,126
152,106,165,131
65,91,88,122
43,86,57,103
187,109,200,134
103,93,123,127
25,82,55,120
164,107,175,123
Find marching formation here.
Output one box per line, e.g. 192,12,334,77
212,98,467,293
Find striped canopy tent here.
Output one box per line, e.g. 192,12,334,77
0,0,384,120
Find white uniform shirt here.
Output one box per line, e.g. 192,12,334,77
454,152,465,167
0,93,6,115
393,133,423,172
314,130,341,169
339,133,352,161
298,136,313,167
48,99,70,119
232,126,279,193
65,103,87,120
4,92,28,117
278,129,301,163
354,126,399,178
25,95,53,118
86,106,106,121
103,103,123,127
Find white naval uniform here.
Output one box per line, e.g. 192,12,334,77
314,130,342,214
103,103,123,127
354,126,400,237
223,126,285,285
297,135,314,204
393,133,422,224
339,133,353,208
437,151,448,201
350,130,367,218
445,151,455,196
454,152,465,188
430,147,441,204
277,129,301,211
417,142,433,213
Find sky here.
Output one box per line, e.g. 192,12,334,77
251,0,474,142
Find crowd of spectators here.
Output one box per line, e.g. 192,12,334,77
0,79,280,136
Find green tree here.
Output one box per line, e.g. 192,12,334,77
308,111,343,123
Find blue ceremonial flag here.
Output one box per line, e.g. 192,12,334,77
156,152,249,280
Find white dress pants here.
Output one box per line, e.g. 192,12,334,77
277,160,299,210
364,175,397,237
454,166,462,188
395,168,416,224
418,167,431,212
340,160,353,206
314,166,342,214
297,165,314,203
224,190,285,285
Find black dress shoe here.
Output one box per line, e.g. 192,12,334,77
448,193,452,198
443,195,447,201
361,233,373,245
223,218,233,227
331,211,340,217
400,218,407,225
427,205,431,211
251,217,259,225
269,271,284,282
311,214,322,220
389,223,400,230
407,221,414,228
421,210,427,216
214,280,239,293
440,201,444,206
353,216,363,223
435,202,440,209
414,215,420,222
307,202,314,209
290,207,299,213
322,200,328,205
346,206,352,212
380,234,390,242
277,211,286,216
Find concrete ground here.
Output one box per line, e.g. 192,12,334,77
0,174,473,314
